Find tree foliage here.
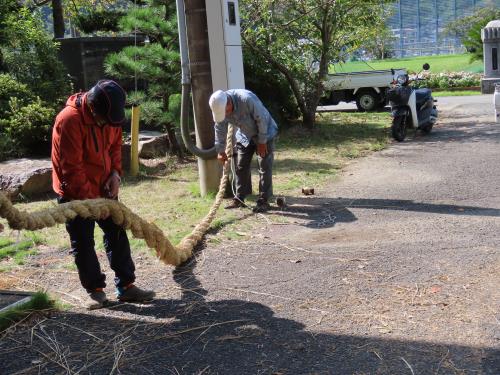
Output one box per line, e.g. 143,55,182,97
240,0,393,128
29,0,131,37
360,7,395,60
0,3,71,160
2,7,70,104
74,8,126,33
105,0,183,157
243,49,300,124
444,6,500,62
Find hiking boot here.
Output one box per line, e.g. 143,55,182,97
117,284,155,303
253,198,271,213
224,198,246,209
85,289,108,310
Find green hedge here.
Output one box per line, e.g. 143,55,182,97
0,74,56,160
414,71,481,89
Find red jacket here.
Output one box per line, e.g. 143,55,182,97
51,93,122,200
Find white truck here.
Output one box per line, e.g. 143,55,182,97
321,68,408,111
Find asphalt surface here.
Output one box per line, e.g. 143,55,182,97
1,95,499,374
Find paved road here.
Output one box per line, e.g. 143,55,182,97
1,96,499,374
257,94,500,373
318,93,496,115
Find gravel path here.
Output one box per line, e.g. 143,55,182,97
0,96,499,374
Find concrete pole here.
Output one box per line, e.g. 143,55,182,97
184,0,221,196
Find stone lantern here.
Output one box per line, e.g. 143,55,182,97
481,20,500,93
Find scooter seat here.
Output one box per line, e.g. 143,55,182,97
415,88,432,105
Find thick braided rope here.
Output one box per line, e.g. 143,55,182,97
0,125,234,267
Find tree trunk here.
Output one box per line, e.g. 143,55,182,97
162,94,183,159
165,124,184,159
302,110,316,129
52,0,65,38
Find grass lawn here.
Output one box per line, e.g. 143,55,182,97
432,90,482,97
0,112,390,260
333,54,483,74
0,292,54,331
0,233,44,265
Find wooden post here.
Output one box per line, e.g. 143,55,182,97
130,105,140,177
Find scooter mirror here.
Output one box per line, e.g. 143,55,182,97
423,63,430,70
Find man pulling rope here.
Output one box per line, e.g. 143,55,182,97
0,80,233,310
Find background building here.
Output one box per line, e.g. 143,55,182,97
387,0,500,57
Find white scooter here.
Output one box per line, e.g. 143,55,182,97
387,63,438,142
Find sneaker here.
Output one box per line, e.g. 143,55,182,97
253,198,271,213
224,198,246,209
117,284,155,303
85,289,108,310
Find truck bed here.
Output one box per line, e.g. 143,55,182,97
325,68,407,90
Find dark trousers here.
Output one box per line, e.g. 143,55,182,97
235,139,274,201
59,198,135,292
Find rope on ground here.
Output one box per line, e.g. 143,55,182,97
0,125,234,267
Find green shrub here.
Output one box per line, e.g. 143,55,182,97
1,8,71,108
0,74,34,118
243,47,299,125
4,97,55,156
74,9,125,33
0,133,18,160
414,71,481,89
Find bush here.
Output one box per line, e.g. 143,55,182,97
74,9,125,34
0,74,33,117
243,47,299,126
4,97,55,156
0,133,18,160
1,7,71,109
414,71,481,89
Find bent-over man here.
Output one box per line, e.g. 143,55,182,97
209,89,278,212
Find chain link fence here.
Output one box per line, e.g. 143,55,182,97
386,0,500,57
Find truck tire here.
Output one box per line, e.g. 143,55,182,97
355,90,379,112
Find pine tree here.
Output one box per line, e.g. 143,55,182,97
105,0,183,158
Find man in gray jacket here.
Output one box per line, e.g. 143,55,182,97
209,89,278,212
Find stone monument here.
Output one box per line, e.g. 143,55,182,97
481,20,500,93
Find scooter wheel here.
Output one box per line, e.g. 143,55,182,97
391,115,407,142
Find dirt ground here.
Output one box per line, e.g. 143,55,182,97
0,96,499,374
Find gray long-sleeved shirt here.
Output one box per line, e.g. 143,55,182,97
214,89,278,153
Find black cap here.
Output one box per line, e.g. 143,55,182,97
87,80,126,125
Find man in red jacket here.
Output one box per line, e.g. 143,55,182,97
52,80,155,309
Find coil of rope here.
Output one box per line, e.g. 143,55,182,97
0,125,234,267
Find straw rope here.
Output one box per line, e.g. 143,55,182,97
0,125,234,267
